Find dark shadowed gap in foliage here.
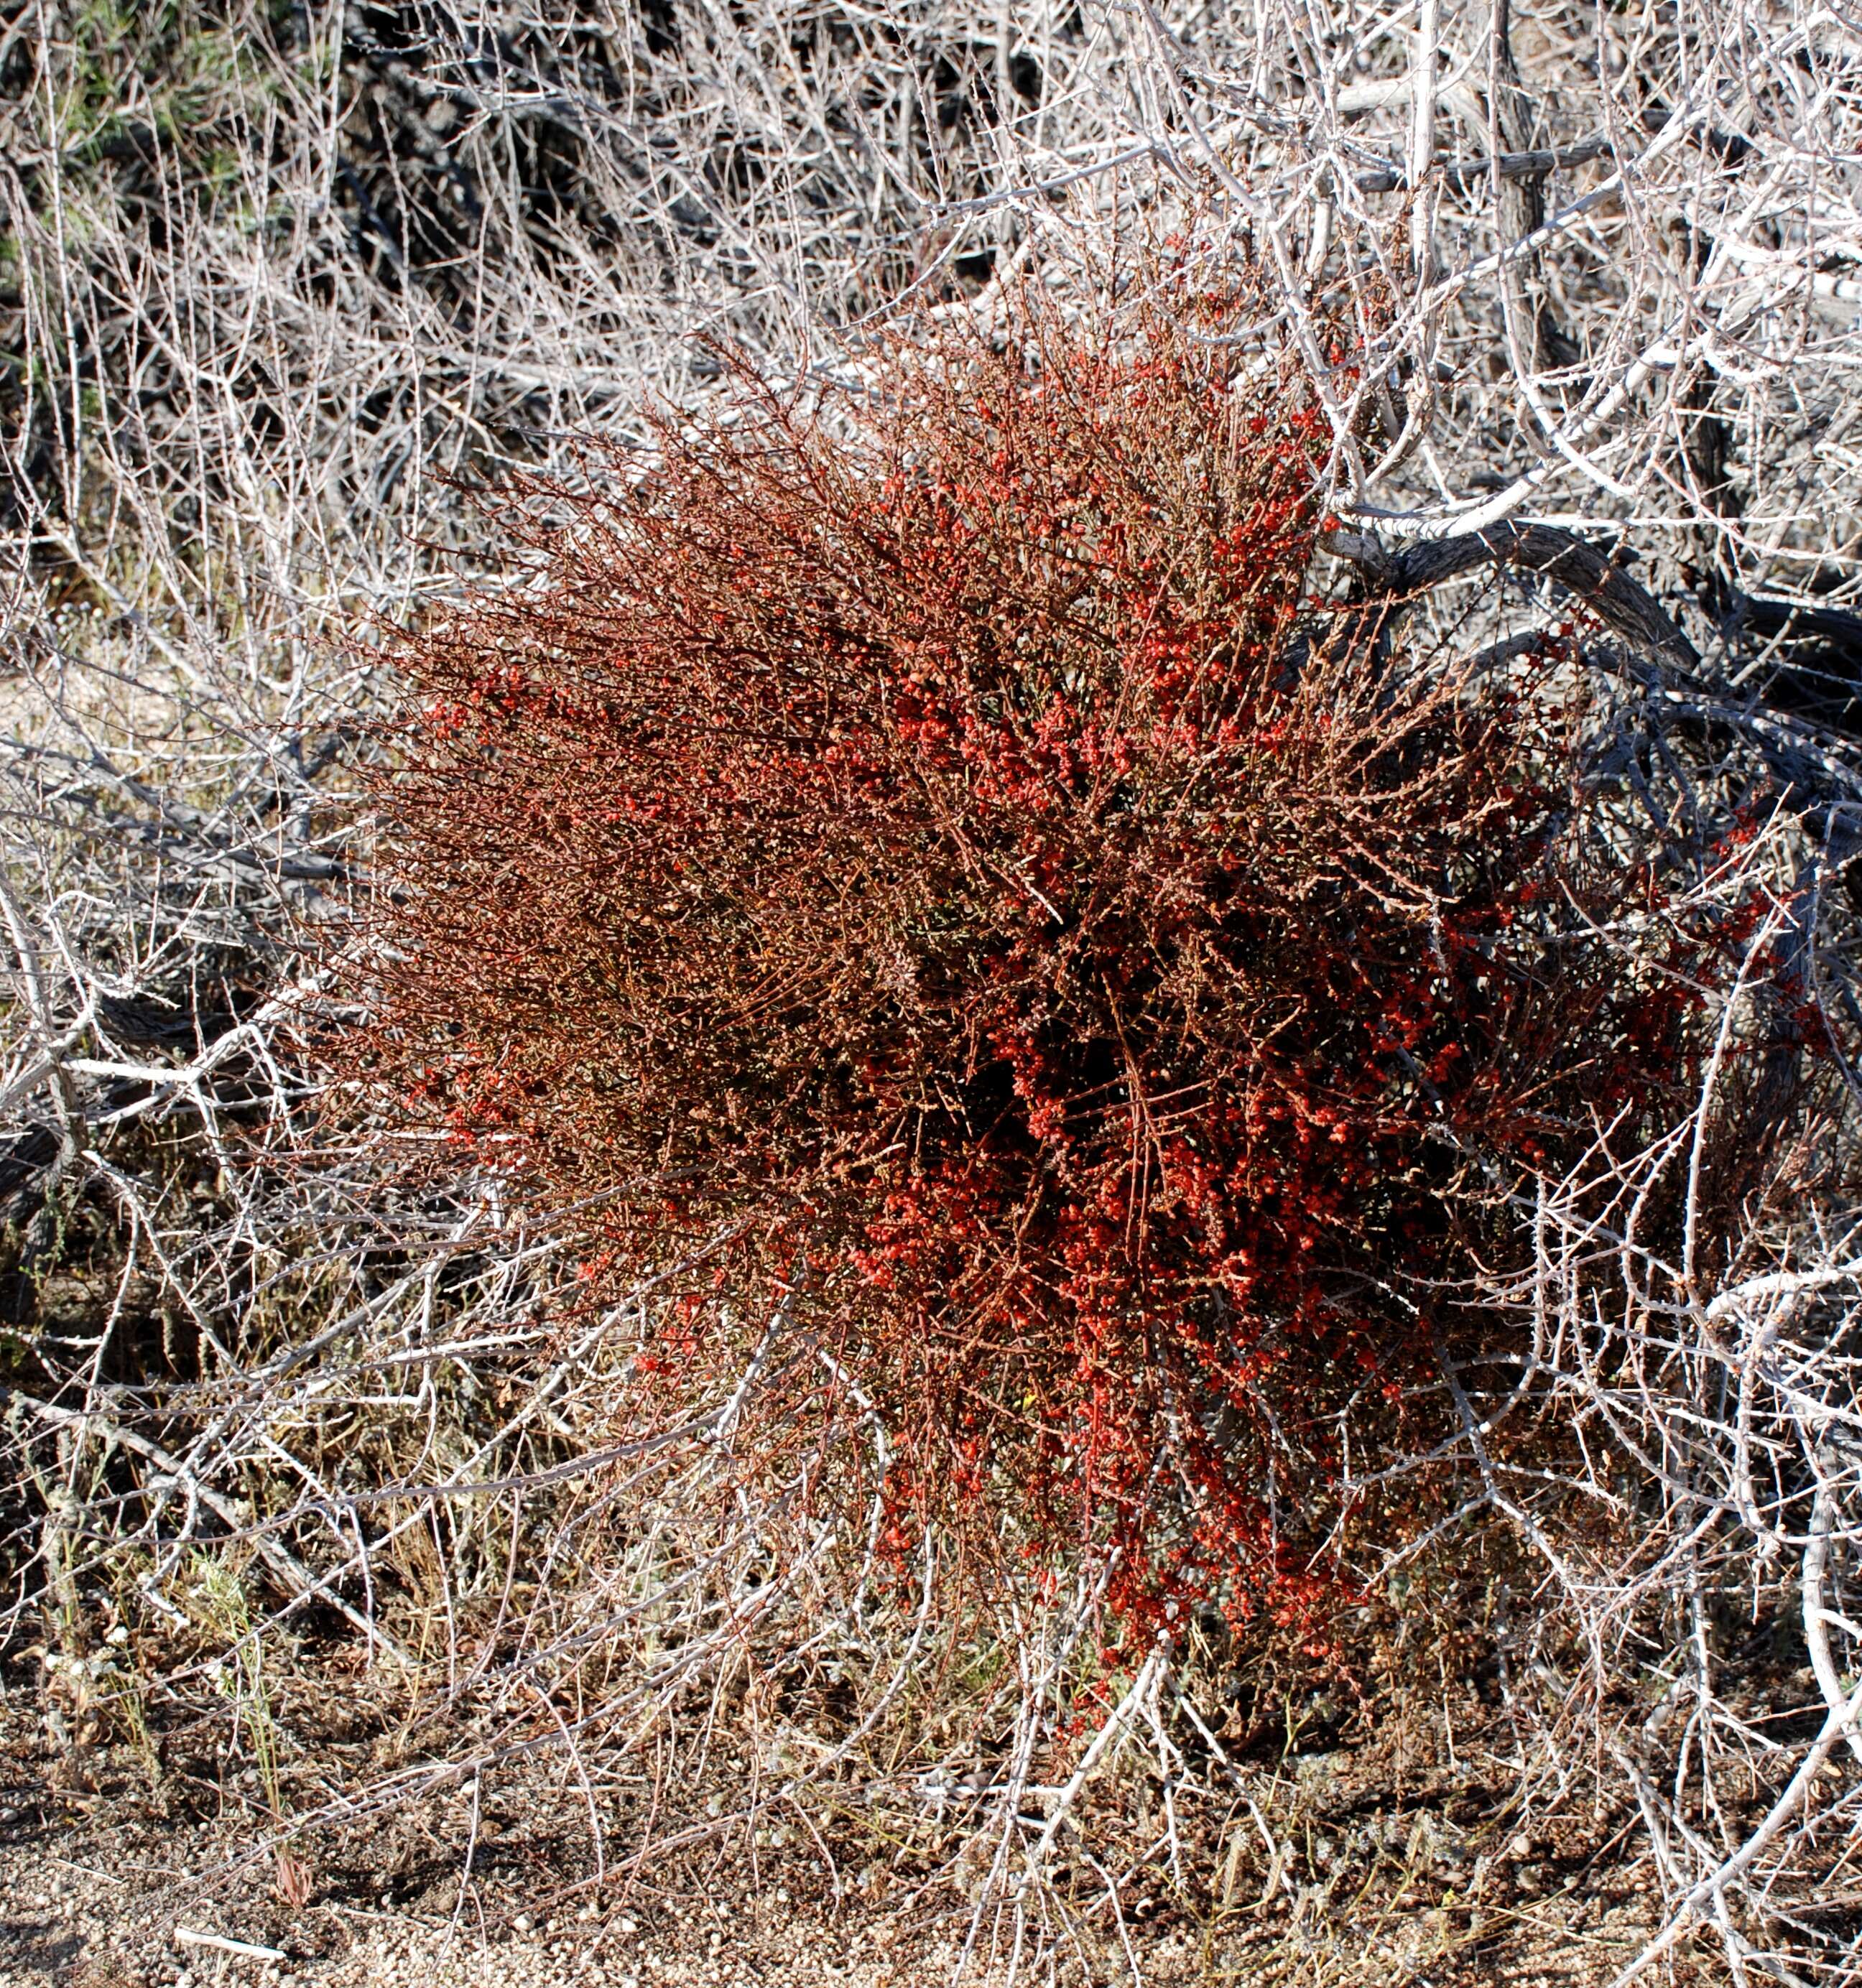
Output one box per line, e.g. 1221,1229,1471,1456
335,265,1806,1648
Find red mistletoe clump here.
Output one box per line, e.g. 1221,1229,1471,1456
360,292,1714,1632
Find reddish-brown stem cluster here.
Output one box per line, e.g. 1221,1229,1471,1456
356,291,1751,1635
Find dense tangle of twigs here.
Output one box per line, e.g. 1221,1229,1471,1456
2,1,1861,1979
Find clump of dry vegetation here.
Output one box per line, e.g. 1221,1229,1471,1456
3,4,1861,1984
360,282,1808,1658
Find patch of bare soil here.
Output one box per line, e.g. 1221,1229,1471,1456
0,1660,1695,1988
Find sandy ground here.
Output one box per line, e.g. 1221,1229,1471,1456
3,1870,1084,1988
4,1836,1212,1988
0,1663,1685,1988
0,1683,1200,1988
